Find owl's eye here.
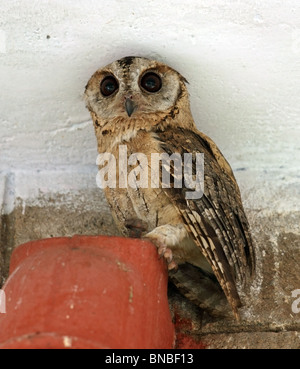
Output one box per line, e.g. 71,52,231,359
100,76,119,97
140,72,162,93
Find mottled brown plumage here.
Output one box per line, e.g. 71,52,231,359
84,56,255,320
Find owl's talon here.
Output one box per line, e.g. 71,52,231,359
156,244,177,270
157,245,171,260
168,260,178,272
157,245,165,258
163,248,173,263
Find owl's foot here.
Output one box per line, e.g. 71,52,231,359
144,224,187,271
156,242,178,271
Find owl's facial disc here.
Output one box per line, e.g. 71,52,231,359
85,56,185,120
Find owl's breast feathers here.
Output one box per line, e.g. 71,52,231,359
155,126,255,315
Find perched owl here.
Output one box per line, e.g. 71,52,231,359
84,56,255,320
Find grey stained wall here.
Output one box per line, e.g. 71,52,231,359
0,0,300,348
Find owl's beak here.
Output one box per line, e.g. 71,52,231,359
125,98,136,117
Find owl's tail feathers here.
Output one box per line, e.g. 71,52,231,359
169,263,236,320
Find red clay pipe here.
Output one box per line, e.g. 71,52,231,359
0,235,175,349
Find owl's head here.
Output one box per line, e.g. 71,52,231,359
84,56,189,123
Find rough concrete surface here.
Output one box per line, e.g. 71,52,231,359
0,189,120,281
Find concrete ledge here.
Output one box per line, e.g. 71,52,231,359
200,331,300,349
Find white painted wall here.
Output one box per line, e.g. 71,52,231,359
0,0,299,212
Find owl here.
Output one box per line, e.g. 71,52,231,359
84,56,255,320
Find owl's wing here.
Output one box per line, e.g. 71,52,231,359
156,127,255,318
